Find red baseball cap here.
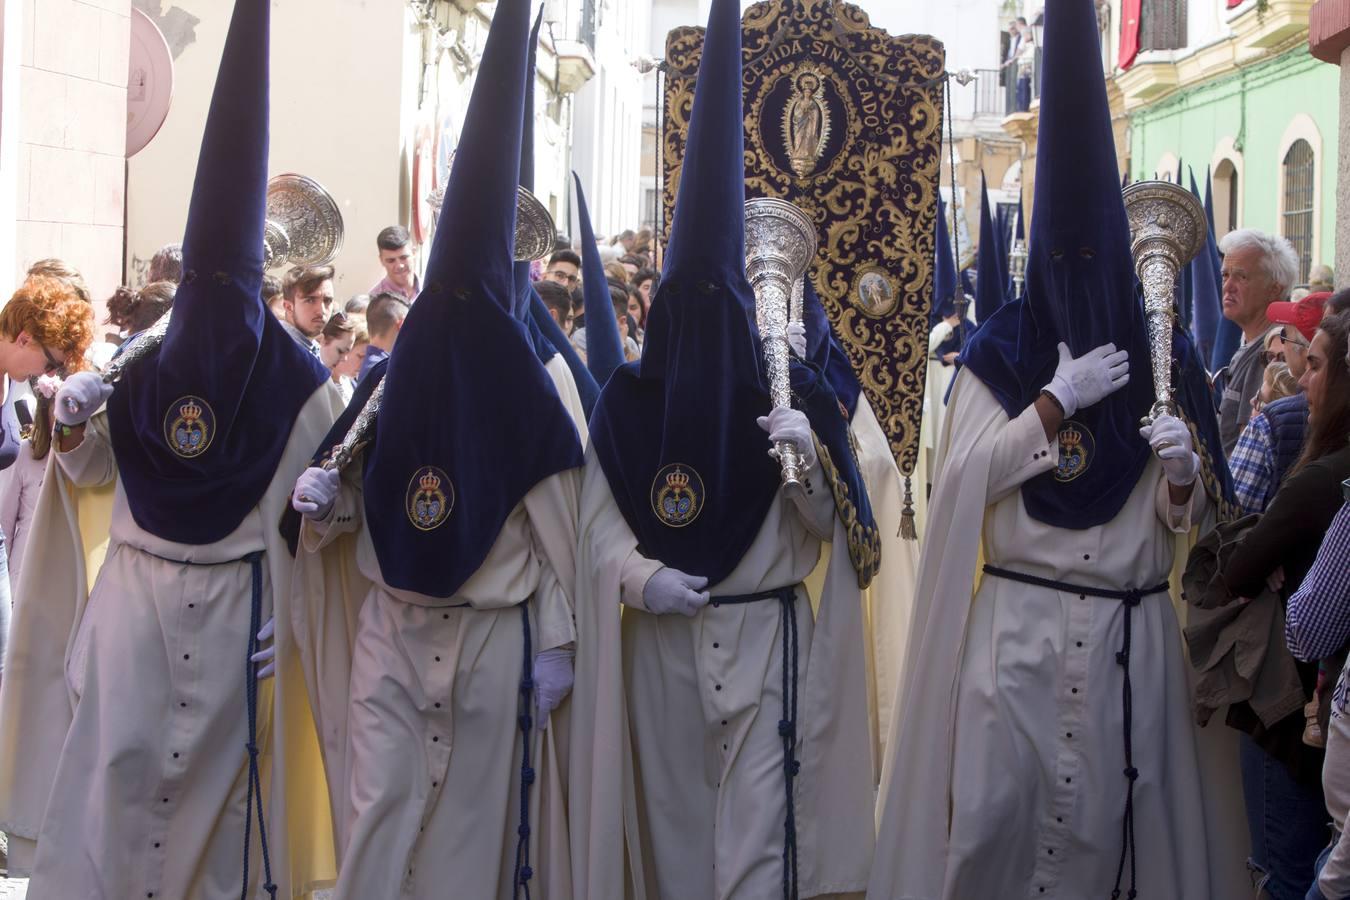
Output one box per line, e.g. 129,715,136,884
1267,291,1330,342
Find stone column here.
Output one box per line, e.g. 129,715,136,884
14,0,130,314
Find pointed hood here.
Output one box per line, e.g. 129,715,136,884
360,0,582,598
974,175,1005,324
930,191,958,324
106,0,329,544
588,0,800,585
574,173,625,389
507,10,601,409
638,0,761,391
1177,169,1203,333
513,8,545,321
1206,174,1242,371
957,0,1219,530
1191,170,1223,364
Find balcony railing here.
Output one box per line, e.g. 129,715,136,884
970,57,1042,119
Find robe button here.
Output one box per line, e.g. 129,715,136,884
1071,688,1078,694
432,736,440,743
434,655,442,662
434,702,442,709
714,684,722,691
713,642,720,649
721,719,728,726
1083,553,1091,560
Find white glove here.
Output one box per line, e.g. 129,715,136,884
642,566,710,617
757,406,818,473
54,371,113,426
251,617,276,679
1043,341,1129,418
786,322,807,358
532,647,574,728
291,466,340,520
1139,414,1199,487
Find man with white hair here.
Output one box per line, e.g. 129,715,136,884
1216,228,1301,453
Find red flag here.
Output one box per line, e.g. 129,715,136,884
1119,0,1142,70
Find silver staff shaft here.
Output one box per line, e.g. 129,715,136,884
295,378,384,506
63,310,174,416
744,198,817,489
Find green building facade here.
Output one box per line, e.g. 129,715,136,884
1127,45,1340,283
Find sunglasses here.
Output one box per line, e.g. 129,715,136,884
38,341,63,375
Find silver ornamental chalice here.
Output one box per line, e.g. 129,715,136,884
1121,181,1207,448
744,198,818,489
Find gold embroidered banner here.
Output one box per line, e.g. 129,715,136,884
662,0,945,477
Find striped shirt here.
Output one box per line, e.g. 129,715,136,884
1286,501,1350,663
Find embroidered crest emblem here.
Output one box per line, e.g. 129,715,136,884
650,463,704,528
163,396,214,458
1054,420,1094,483
406,466,454,531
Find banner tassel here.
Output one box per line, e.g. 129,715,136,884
899,474,917,541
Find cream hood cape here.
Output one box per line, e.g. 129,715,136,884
0,390,343,896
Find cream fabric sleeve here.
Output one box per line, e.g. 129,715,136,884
54,425,115,488
987,401,1058,502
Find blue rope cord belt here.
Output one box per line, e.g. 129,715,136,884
982,565,1169,900
142,548,276,900
514,602,535,900
710,585,800,900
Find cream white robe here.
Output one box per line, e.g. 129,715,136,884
545,354,590,445
920,324,959,481
869,371,1218,900
848,397,921,766
293,466,579,900
571,441,874,900
0,385,342,899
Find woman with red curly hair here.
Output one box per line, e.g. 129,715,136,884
0,275,94,681
0,275,94,385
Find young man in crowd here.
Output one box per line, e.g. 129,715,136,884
543,249,581,291
281,264,336,356
357,291,407,386
369,225,419,302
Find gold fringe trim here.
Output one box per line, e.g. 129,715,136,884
813,436,882,590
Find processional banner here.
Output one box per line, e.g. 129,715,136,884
662,0,945,480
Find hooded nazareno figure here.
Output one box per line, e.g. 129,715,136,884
869,0,1241,897
1,0,344,896
571,0,879,896
283,0,584,896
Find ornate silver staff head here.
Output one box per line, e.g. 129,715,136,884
744,197,817,487
1121,180,1206,427
264,173,345,269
